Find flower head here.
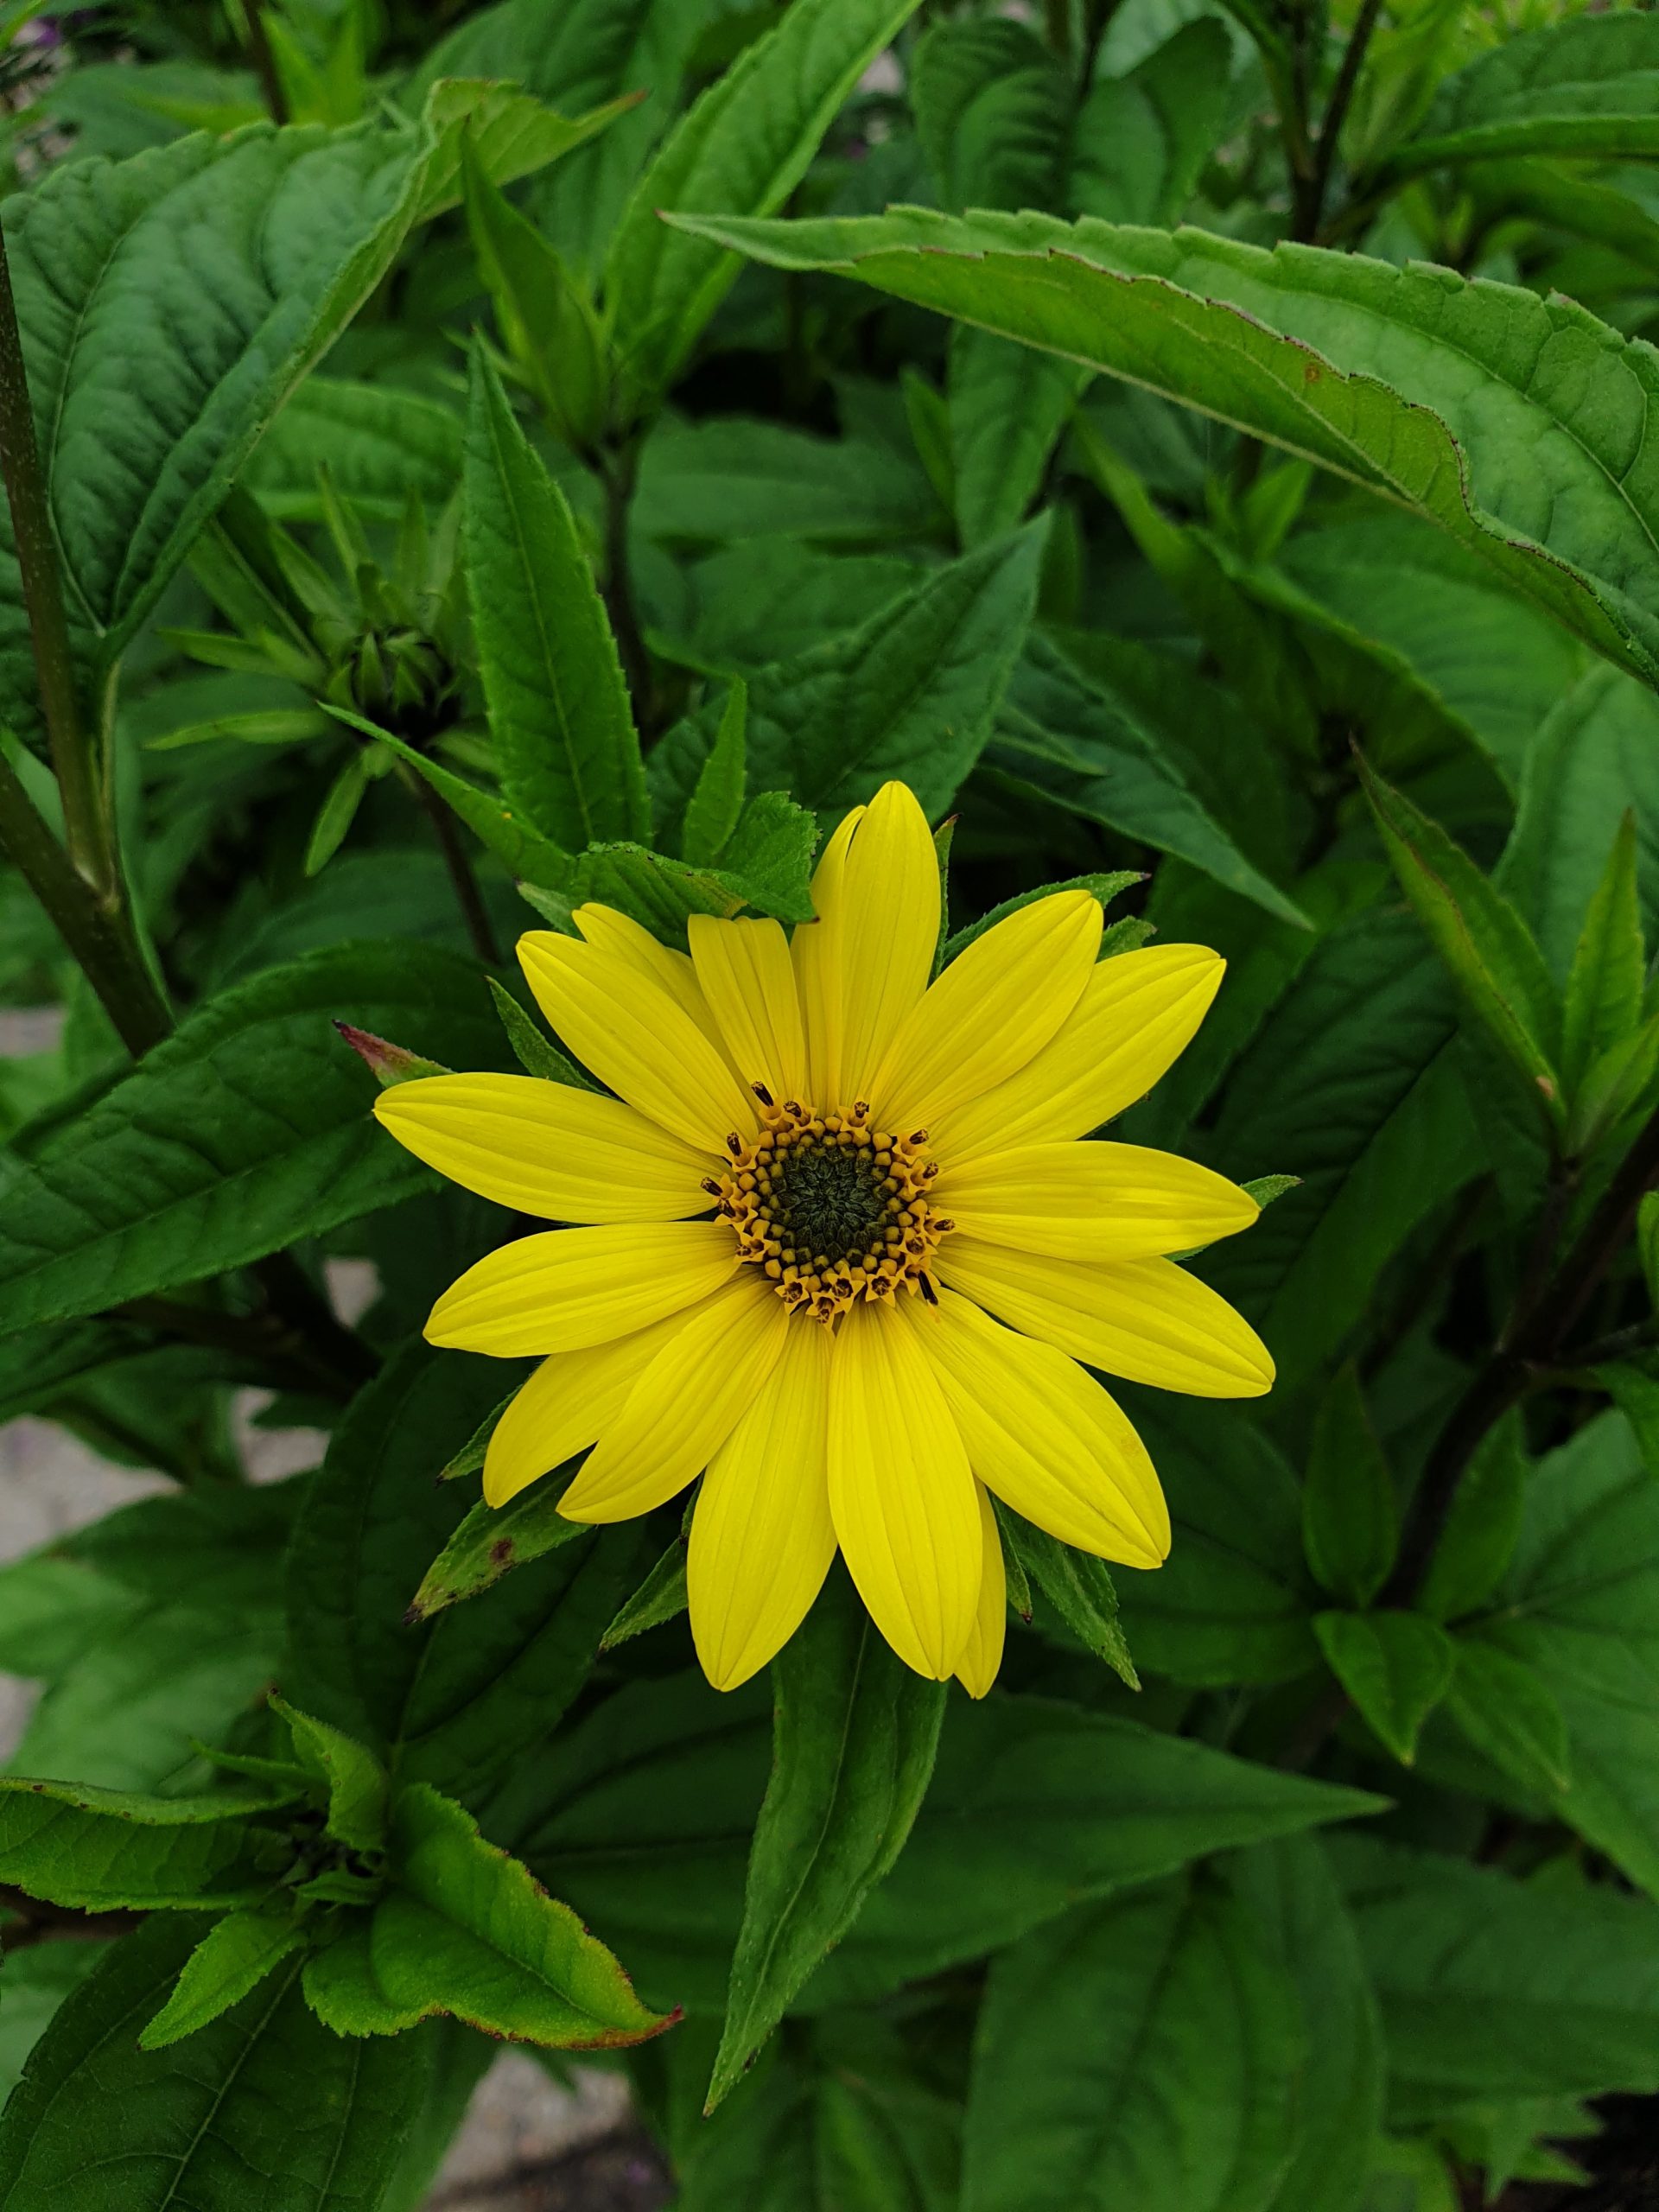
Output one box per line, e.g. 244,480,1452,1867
374,782,1272,1694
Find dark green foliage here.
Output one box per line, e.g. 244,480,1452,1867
5,3,1659,2207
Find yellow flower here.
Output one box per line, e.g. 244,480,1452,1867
374,781,1272,1695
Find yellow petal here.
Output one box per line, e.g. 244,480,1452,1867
792,803,862,1106
873,890,1102,1134
934,1238,1274,1398
954,1483,1007,1698
518,931,758,1153
688,914,809,1106
560,1274,789,1522
931,945,1224,1166
898,1289,1168,1564
483,1311,694,1505
374,1073,716,1222
573,904,708,1028
826,1299,981,1680
935,1140,1258,1262
688,1319,836,1690
427,1223,738,1357
801,783,938,1109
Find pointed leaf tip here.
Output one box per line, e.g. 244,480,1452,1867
334,1022,449,1088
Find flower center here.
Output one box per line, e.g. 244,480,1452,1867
709,1092,953,1324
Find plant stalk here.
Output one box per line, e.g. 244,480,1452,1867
243,0,291,125
599,442,655,738
401,762,500,965
1300,0,1385,243
0,226,116,901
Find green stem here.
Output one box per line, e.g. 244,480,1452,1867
599,441,655,739
1300,0,1384,243
1044,0,1071,61
242,0,291,125
401,760,500,965
0,225,114,900
0,744,169,1058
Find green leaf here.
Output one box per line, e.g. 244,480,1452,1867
0,1778,291,1911
1416,1409,1527,1624
1339,1835,1659,2102
650,529,1046,827
1228,1837,1384,2212
463,350,648,847
414,79,639,221
911,16,1065,215
950,330,1088,548
0,1947,110,2108
682,680,748,868
995,638,1307,926
707,1573,947,2109
487,977,597,1091
1445,1632,1572,1799
407,1477,589,1622
1114,1400,1322,1687
285,1344,648,1802
664,204,1659,687
997,1508,1138,1688
961,1874,1304,2212
1563,811,1644,1096
245,374,462,523
1358,755,1562,1117
1641,1195,1659,1310
302,747,374,877
0,942,505,1336
942,870,1142,963
600,1541,690,1650
635,416,938,546
302,1783,669,2048
1198,910,1482,1394
1302,1364,1399,1609
605,0,924,401
1071,22,1235,226
139,1905,307,2050
0,1917,434,2211
1380,13,1659,179
462,130,607,456
1314,1611,1457,1764
1,117,437,743
270,1698,388,1853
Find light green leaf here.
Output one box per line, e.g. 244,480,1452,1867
0,1948,110,2108
1563,811,1644,1096
246,375,462,524
911,16,1066,213
1314,1611,1457,1764
708,1573,947,2109
961,1875,1304,2212
140,1906,307,2050
1359,756,1562,1117
1071,21,1235,226
664,204,1659,685
407,1477,590,1623
415,79,639,221
681,680,748,867
0,942,505,1336
302,1783,668,2048
270,1698,388,1853
651,528,1045,828
600,1541,690,1650
606,0,925,401
1379,13,1659,179
997,1508,1137,1688
1302,1364,1399,1610
0,1779,291,1911
0,1918,434,2210
464,350,648,847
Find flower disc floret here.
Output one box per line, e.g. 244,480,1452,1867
712,1092,952,1321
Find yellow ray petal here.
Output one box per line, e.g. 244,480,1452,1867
953,1484,1007,1699
826,1299,982,1680
518,931,758,1153
427,1223,739,1357
931,945,1224,1167
936,1237,1274,1398
688,914,809,1106
897,1289,1168,1563
801,783,938,1109
688,1319,836,1690
483,1310,696,1505
792,803,861,1106
374,1073,717,1223
935,1140,1258,1262
873,890,1102,1134
560,1274,789,1522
